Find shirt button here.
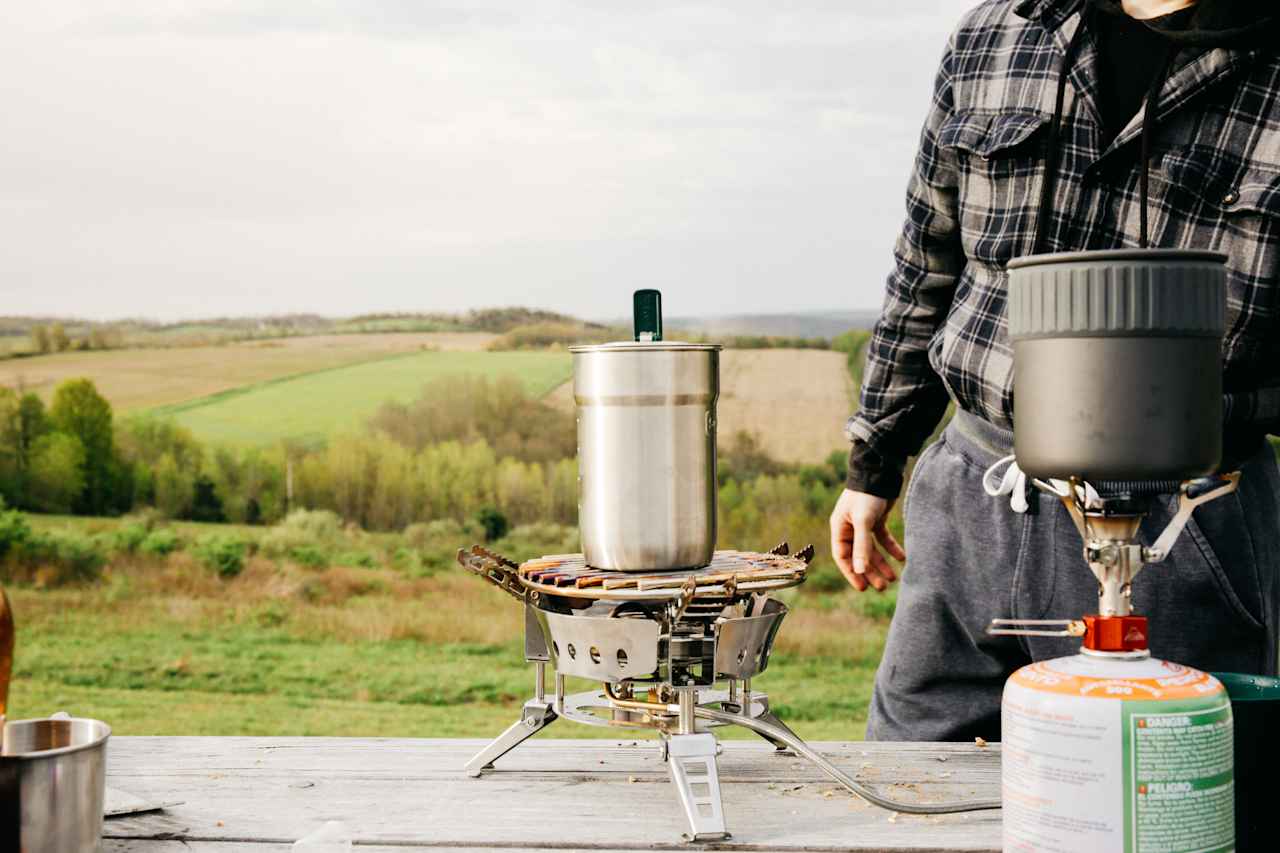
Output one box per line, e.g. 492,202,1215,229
1222,190,1239,206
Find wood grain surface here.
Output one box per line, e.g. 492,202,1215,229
103,737,1002,851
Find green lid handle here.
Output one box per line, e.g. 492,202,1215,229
633,290,663,342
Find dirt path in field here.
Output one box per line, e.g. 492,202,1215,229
546,349,854,465
0,332,496,412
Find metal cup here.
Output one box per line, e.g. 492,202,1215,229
1,716,111,853
570,341,721,571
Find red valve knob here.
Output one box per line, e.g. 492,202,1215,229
1082,615,1149,652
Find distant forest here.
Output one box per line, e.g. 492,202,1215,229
0,307,871,358
0,308,597,357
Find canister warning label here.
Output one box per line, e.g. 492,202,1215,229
1125,703,1233,853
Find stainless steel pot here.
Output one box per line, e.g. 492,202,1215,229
571,340,721,570
1007,249,1226,481
1,716,111,853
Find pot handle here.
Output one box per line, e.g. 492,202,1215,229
633,289,662,342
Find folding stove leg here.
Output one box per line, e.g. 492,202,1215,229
666,732,730,842
465,663,558,777
464,698,557,777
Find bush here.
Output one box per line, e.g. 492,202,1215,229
288,544,330,569
0,504,31,560
334,550,376,569
45,531,108,583
403,519,465,549
194,534,249,579
260,509,343,567
495,522,578,557
391,546,432,577
5,529,107,585
475,506,509,543
280,509,343,540
110,522,149,554
139,528,181,557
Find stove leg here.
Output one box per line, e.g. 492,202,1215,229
666,732,730,843
465,663,558,777
464,698,557,777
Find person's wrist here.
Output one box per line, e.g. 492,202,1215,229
844,470,901,499
846,440,904,499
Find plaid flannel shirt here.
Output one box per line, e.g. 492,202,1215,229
845,0,1280,497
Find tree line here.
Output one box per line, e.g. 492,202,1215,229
28,324,126,354
0,375,850,559
0,376,590,531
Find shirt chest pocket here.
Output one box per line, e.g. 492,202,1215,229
1158,149,1280,227
938,110,1050,264
1157,150,1280,347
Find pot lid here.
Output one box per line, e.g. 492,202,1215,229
569,341,721,353
1008,248,1226,270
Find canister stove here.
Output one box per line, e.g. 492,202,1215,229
457,541,998,842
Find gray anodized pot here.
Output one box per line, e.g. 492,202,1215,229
1007,249,1226,482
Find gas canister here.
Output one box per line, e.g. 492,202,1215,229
1002,651,1234,853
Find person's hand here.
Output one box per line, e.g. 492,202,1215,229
829,488,905,592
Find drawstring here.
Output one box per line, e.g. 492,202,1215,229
983,454,1104,514
983,454,1031,513
1137,42,1181,248
1032,11,1091,256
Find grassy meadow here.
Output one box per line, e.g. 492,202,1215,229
3,511,897,740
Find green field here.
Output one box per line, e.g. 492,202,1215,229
2,513,891,740
153,350,572,445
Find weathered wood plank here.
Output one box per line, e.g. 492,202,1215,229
110,840,988,845
106,737,1000,783
104,738,1002,852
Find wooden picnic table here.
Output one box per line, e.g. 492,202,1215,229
102,737,1001,852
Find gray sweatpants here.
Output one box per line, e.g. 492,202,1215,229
865,410,1280,742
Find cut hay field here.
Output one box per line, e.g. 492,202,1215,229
0,332,497,412
718,350,855,464
159,349,572,446
547,349,855,465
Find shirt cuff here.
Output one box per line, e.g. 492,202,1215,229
845,439,906,499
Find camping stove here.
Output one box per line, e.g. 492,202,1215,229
457,544,1002,841
456,542,812,841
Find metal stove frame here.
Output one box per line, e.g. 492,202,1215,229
458,545,810,842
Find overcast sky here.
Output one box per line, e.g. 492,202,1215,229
1,1,976,321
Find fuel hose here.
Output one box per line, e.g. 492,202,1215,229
695,706,1002,815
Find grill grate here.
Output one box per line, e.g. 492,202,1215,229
517,545,812,602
